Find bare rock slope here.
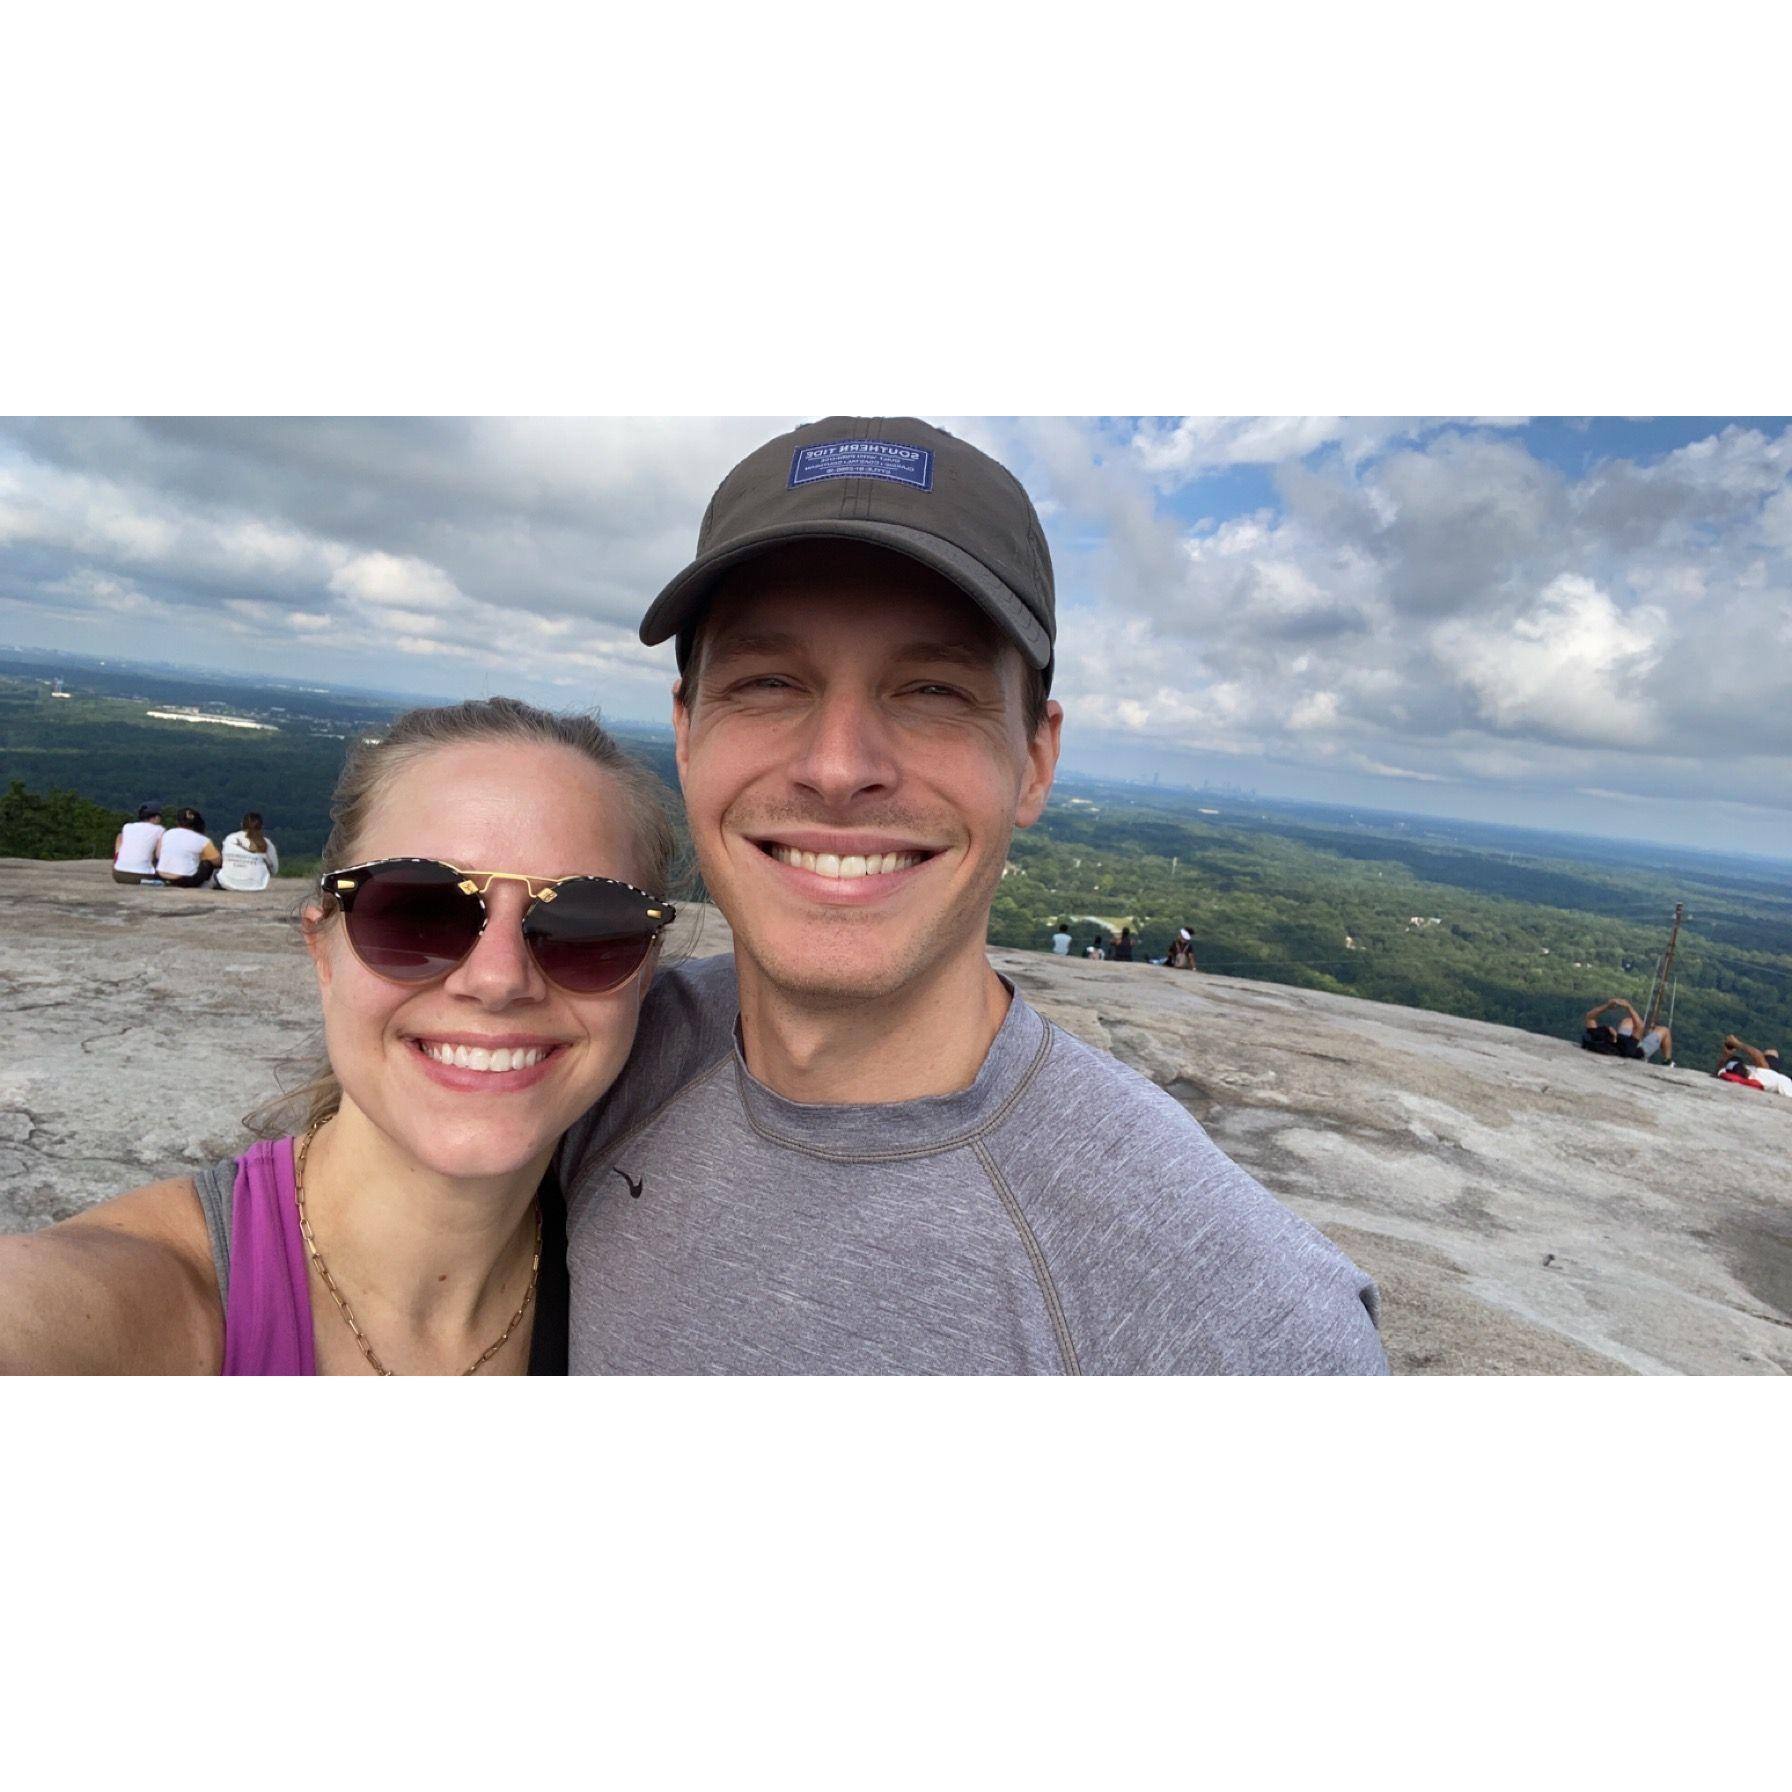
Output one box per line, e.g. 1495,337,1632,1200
3,859,1787,1375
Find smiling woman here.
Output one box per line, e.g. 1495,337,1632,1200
0,697,680,1376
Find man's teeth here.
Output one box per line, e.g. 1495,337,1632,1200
767,846,924,877
421,1043,548,1073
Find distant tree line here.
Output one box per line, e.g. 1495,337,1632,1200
0,782,128,859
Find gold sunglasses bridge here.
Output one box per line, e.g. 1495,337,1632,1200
454,869,560,903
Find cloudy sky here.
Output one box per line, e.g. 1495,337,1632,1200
2,415,1789,857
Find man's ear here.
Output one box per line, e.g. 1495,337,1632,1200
672,680,691,792
1014,698,1064,830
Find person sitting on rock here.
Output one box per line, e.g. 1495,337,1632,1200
217,811,280,892
1580,998,1671,1066
1714,1035,1792,1097
1167,927,1196,970
154,807,223,889
112,801,166,885
1113,926,1135,963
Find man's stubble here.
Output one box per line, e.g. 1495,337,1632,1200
706,802,1016,1013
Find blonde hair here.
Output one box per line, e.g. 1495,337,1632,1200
245,696,680,1139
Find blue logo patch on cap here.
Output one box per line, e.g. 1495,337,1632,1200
789,439,934,492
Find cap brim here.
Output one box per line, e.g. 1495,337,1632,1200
640,519,1054,673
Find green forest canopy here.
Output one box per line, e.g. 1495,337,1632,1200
991,787,1792,1073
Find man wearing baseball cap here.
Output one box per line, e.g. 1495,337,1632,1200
559,417,1386,1373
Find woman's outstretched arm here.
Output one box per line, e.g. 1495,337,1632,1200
0,1181,223,1374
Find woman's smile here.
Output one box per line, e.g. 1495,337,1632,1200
405,1030,571,1092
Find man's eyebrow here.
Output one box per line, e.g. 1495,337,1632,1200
701,634,999,671
889,640,1000,671
701,630,806,666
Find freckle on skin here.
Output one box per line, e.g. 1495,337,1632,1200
438,1274,447,1282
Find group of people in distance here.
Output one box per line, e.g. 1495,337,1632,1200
112,802,280,891
1050,920,1191,966
1579,996,1788,1099
2,417,1388,1377
1050,922,1132,960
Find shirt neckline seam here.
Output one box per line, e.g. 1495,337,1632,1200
732,1021,1057,1162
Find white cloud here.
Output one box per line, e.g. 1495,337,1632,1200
216,519,321,574
327,550,465,612
41,568,166,616
1289,690,1340,731
223,598,284,624
1131,416,1405,478
1348,755,1451,784
393,635,480,659
1017,416,1792,812
4,415,1791,837
1433,575,1665,747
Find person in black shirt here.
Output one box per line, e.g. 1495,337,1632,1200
1580,997,1671,1065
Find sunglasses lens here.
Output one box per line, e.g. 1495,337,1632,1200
342,861,482,982
524,880,660,994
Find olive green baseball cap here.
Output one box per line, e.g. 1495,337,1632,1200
639,415,1056,690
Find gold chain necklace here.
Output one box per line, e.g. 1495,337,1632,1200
293,1115,541,1377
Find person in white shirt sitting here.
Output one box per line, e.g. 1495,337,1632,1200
155,807,223,889
112,802,166,885
216,811,281,892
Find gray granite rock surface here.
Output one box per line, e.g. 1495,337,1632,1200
4,858,1787,1374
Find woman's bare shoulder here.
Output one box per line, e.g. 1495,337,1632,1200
60,1175,217,1263
2,1178,223,1373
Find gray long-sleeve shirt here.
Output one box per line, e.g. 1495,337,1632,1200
559,956,1387,1374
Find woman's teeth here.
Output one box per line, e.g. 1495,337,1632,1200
421,1042,548,1073
767,846,924,878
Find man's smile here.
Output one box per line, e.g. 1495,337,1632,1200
744,830,948,903
753,828,939,872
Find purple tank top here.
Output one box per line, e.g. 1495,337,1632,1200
222,1136,316,1376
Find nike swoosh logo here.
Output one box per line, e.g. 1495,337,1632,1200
611,1166,643,1199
